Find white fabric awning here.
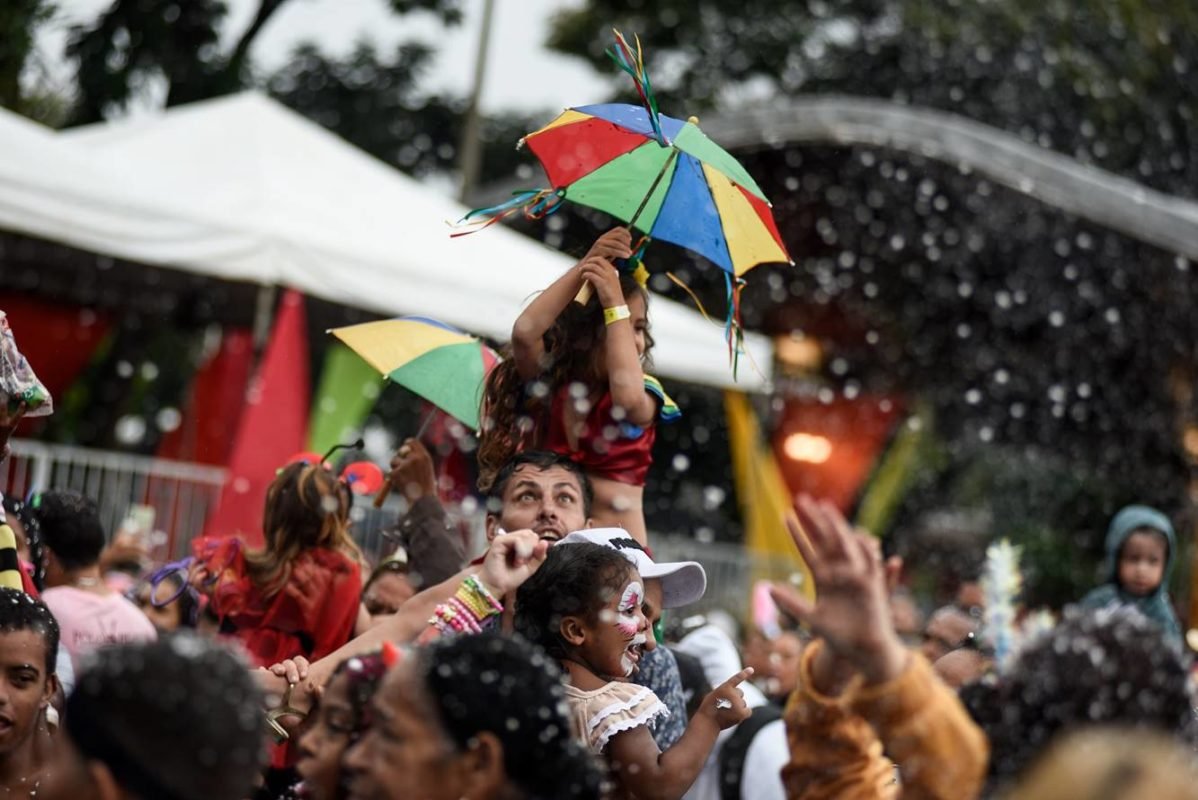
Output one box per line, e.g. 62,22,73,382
2,94,773,389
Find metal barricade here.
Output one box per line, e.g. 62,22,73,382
2,439,227,559
651,535,801,620
0,439,479,565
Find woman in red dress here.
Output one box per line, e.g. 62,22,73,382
196,462,365,668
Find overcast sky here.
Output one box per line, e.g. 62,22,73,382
36,0,613,115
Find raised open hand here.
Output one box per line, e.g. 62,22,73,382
770,495,908,685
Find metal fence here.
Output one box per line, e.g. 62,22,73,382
651,535,804,620
0,438,484,564
3,439,227,560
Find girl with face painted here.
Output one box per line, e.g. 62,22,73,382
515,543,752,800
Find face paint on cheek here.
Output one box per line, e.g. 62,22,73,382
619,632,648,677
614,582,643,639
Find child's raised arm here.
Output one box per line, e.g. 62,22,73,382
582,256,657,426
606,668,753,800
511,228,632,380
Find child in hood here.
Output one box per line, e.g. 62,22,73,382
1080,504,1181,642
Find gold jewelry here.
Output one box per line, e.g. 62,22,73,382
604,305,631,325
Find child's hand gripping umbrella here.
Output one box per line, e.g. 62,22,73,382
327,316,500,507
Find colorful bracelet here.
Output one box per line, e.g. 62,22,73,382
462,575,504,614
604,304,631,325
430,575,504,636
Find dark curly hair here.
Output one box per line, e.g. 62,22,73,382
66,633,265,800
31,489,107,571
0,587,58,674
514,542,634,660
970,608,1198,792
477,273,653,491
417,633,603,800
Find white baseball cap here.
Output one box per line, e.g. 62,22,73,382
557,528,707,609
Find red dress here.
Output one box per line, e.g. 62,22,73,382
194,537,362,668
541,374,681,486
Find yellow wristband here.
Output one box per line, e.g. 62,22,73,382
604,305,631,325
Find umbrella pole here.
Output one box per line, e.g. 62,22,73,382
575,147,679,304
372,408,437,508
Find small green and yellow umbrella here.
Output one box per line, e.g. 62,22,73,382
328,316,499,431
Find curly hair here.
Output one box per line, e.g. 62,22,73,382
418,633,603,800
477,273,653,491
29,489,108,572
0,587,58,674
514,542,634,660
66,633,265,800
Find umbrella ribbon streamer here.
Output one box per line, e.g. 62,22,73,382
450,188,565,237
608,29,667,147
725,272,748,379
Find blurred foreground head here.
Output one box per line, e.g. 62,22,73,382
345,633,602,800
1010,727,1198,800
969,608,1196,790
41,633,265,800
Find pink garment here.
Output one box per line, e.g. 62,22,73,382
42,586,157,669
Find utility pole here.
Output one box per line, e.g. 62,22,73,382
457,0,496,204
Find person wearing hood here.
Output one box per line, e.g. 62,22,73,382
1079,504,1181,642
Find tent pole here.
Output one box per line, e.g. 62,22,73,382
253,285,277,350
457,0,496,203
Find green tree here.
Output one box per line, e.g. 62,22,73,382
64,0,463,124
267,40,536,181
57,0,534,178
0,0,55,114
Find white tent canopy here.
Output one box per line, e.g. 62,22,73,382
2,93,772,389
0,105,262,274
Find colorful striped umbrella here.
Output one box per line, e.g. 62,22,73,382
328,316,499,431
519,103,791,279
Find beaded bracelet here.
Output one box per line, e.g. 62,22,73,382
462,575,504,614
604,304,631,326
430,575,504,636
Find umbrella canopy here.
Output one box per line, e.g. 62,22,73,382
520,103,791,278
329,316,499,430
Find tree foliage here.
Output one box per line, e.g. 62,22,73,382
50,0,533,177
267,40,535,181
0,0,55,114
63,0,463,124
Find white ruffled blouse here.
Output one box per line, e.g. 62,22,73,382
564,681,670,753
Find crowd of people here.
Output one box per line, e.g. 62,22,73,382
1,229,1196,799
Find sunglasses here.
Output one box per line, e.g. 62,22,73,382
146,537,242,608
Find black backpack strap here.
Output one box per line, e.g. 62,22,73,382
718,703,784,800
